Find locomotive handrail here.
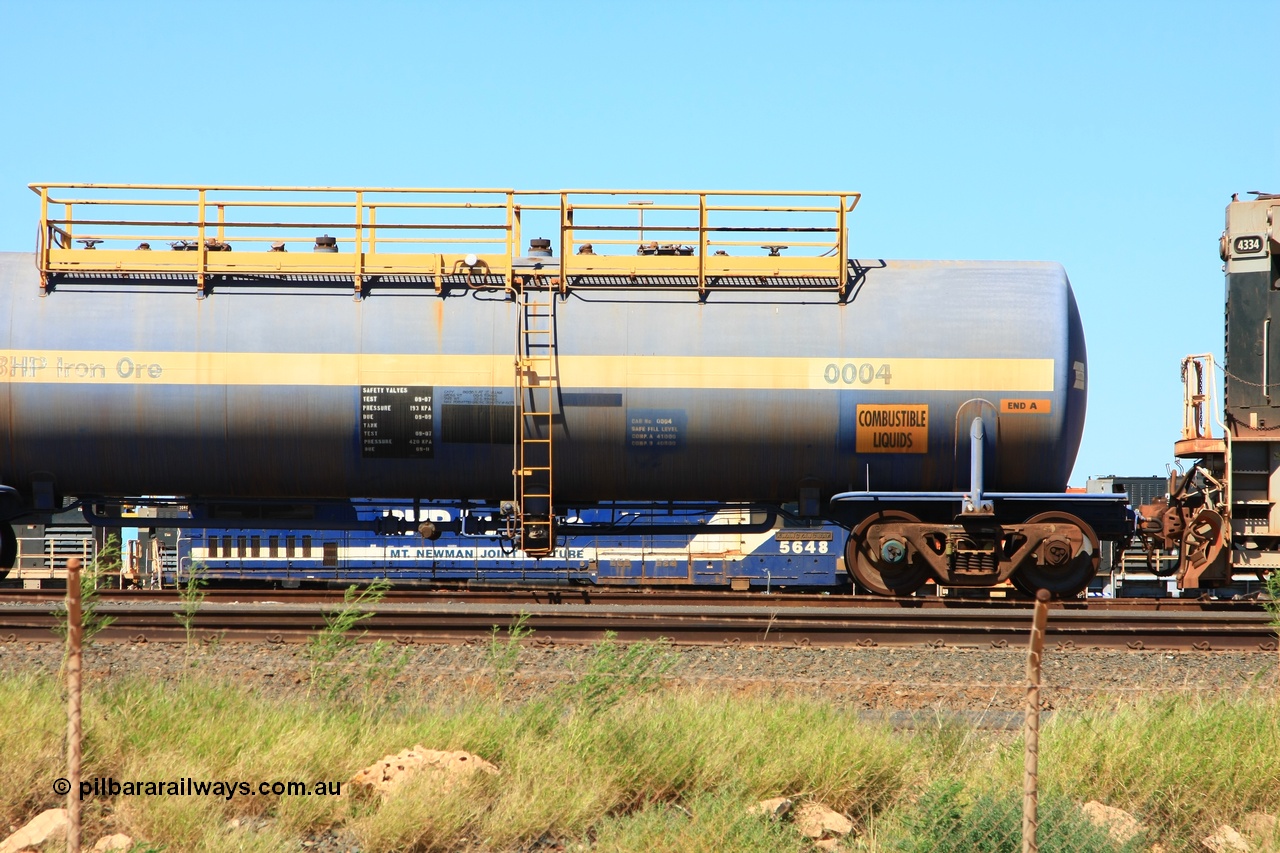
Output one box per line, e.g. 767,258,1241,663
29,184,860,297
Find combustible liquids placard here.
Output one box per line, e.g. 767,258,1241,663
361,386,434,459
855,405,928,453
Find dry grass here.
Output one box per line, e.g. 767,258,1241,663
1040,694,1280,842
1,659,1277,851
0,674,65,826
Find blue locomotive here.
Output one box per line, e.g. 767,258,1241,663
169,501,846,590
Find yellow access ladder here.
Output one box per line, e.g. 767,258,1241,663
514,273,557,556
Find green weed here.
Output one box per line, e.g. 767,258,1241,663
883,778,1141,853
485,611,533,694
556,630,677,717
52,532,120,647
173,560,207,649
1264,570,1280,680
304,579,407,702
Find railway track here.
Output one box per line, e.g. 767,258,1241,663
0,593,1274,651
0,586,1266,610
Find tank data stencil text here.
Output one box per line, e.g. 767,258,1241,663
361,385,434,459
822,362,893,386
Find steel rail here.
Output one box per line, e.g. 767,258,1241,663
0,600,1273,651
0,588,1266,611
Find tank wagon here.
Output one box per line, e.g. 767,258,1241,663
1140,191,1280,590
0,184,1129,597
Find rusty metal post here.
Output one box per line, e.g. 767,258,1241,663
1022,588,1050,853
196,189,207,297
65,556,84,853
353,190,364,298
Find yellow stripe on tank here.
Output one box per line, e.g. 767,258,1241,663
0,351,1056,392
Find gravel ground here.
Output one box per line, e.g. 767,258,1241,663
2,640,1274,711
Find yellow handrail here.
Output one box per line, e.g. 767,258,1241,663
28,184,860,295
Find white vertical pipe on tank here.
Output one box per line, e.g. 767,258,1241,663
971,418,984,505
965,417,992,514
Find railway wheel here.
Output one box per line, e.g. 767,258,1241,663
1010,511,1099,599
846,510,931,596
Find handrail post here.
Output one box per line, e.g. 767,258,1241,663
39,186,48,253
504,192,513,284
510,199,522,295
64,202,73,249
514,202,522,256
369,206,377,254
216,204,226,243
196,189,207,297
354,190,364,298
698,193,707,295
38,186,49,294
560,192,571,284
837,194,848,297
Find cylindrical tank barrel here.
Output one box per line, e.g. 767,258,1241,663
0,253,1086,507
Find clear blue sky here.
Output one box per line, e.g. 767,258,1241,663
1,0,1277,486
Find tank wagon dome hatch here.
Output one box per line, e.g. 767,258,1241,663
0,183,1130,598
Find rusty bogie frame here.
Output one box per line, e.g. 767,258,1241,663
845,511,1100,599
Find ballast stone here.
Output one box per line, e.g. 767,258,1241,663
0,808,68,853
1081,800,1145,844
748,797,854,844
350,745,499,795
1203,825,1252,853
748,797,793,819
1242,813,1280,851
792,802,854,839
